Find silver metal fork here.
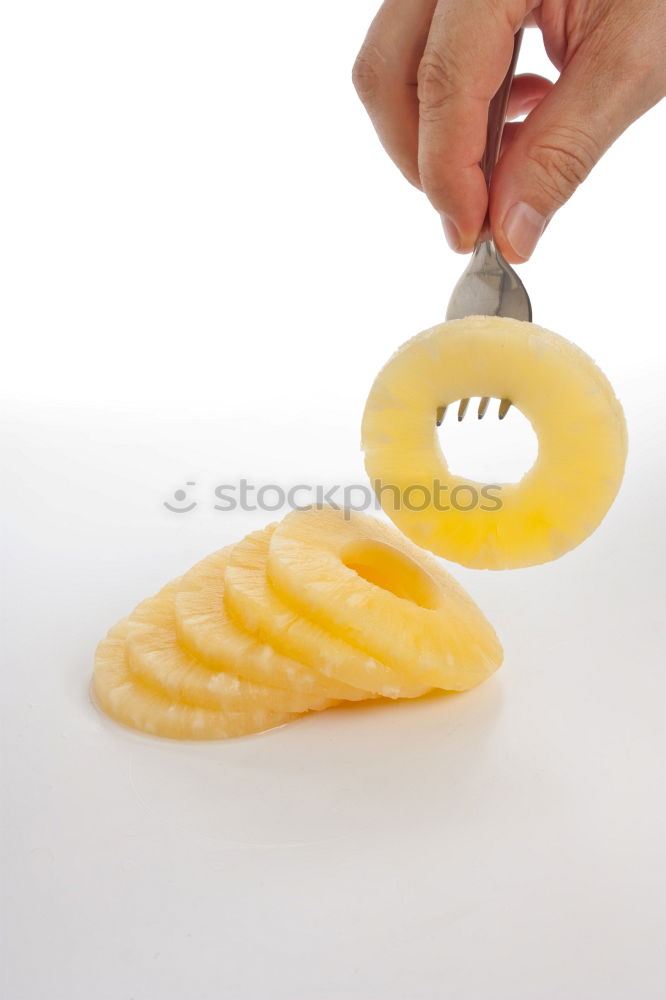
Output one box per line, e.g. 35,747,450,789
441,27,531,424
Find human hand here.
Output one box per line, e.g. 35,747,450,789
353,0,666,262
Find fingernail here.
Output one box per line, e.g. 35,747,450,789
440,214,461,252
503,201,547,260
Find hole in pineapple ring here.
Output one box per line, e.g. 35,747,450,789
341,538,440,611
437,400,539,484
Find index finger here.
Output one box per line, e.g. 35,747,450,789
417,0,534,250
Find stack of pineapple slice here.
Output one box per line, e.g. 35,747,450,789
93,506,503,740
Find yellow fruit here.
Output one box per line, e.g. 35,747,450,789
110,554,338,712
362,316,627,569
96,554,336,735
92,638,296,740
266,506,502,689
224,526,430,699
106,579,181,640
174,546,368,702
126,616,335,715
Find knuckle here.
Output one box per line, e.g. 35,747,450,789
526,126,598,205
352,47,384,105
417,48,456,121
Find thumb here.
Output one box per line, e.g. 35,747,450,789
489,41,660,262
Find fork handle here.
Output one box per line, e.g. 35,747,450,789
478,27,524,241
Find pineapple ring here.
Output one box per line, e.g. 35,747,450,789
122,592,336,713
107,579,183,639
109,570,336,712
224,526,430,699
126,622,335,714
267,506,503,689
92,638,297,740
361,316,628,569
174,546,369,702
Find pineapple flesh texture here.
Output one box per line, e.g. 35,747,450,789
93,546,341,740
267,506,503,690
93,638,297,741
362,316,628,570
224,526,430,699
174,547,368,702
124,594,336,714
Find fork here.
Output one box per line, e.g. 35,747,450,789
440,27,531,424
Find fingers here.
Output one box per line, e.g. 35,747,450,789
352,0,537,241
352,0,437,189
490,35,666,262
355,0,666,263
416,0,535,251
352,0,543,252
507,74,553,120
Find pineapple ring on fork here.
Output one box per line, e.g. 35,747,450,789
267,506,503,689
361,316,628,570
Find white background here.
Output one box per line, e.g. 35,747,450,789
2,2,665,998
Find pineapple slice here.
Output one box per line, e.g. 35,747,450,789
107,555,338,713
126,616,336,715
173,546,369,702
106,579,182,640
224,526,430,699
266,506,503,689
93,638,297,740
362,316,627,569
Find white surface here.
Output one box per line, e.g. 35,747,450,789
2,2,666,999
3,403,666,1000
